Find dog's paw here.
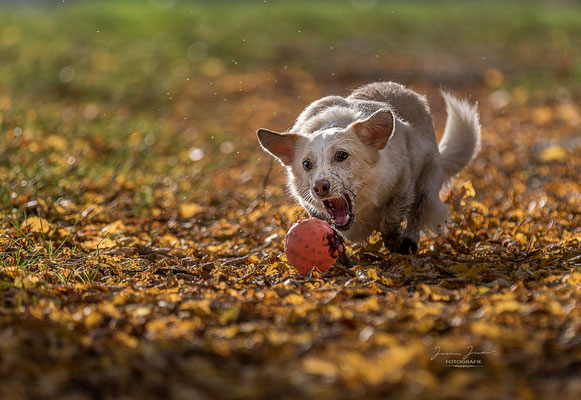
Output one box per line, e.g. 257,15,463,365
397,238,418,255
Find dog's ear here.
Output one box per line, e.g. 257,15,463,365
256,129,301,166
351,109,394,150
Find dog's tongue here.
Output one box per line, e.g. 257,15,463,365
329,197,349,226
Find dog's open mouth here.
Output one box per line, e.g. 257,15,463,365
323,194,354,230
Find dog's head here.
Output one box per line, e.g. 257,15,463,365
257,108,394,232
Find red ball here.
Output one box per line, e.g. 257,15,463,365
284,218,344,273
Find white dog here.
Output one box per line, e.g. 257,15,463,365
257,82,480,254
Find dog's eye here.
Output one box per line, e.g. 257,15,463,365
303,159,312,170
335,151,349,162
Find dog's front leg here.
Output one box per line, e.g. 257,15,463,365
399,196,423,255
384,224,418,255
381,226,403,254
399,226,419,254
380,194,419,255
379,201,404,254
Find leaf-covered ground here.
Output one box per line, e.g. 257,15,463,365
0,1,580,399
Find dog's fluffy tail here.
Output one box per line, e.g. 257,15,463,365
438,91,481,186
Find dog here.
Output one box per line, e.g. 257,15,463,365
257,82,480,254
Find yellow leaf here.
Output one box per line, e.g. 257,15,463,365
363,231,383,252
460,180,476,206
355,296,381,313
377,345,421,377
218,305,240,325
493,300,527,314
514,232,528,245
265,329,290,345
127,306,151,319
247,255,260,264
101,220,127,235
266,262,288,276
180,203,202,218
458,264,489,279
112,293,127,306
158,293,180,303
146,318,169,337
371,333,397,347
285,293,305,306
116,332,138,348
338,352,378,383
84,308,102,328
302,357,339,378
539,146,567,162
213,325,239,339
478,286,490,294
419,284,451,301
82,236,116,250
181,299,212,315
159,234,180,247
542,275,562,284
366,268,381,281
414,318,435,333
471,320,501,339
546,301,563,315
533,106,553,125
99,302,122,319
14,275,40,289
339,345,421,385
206,242,231,253
470,200,489,214
565,272,581,286
327,305,343,320
450,263,469,273
21,216,52,234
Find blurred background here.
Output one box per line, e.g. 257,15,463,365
0,0,579,209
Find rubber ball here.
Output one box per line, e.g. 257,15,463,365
284,218,344,273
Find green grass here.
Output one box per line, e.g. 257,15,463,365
1,0,579,102
0,212,99,285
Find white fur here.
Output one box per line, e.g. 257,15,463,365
439,91,482,187
257,82,481,251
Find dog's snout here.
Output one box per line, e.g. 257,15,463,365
312,179,331,198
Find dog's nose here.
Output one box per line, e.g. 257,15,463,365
312,179,331,198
